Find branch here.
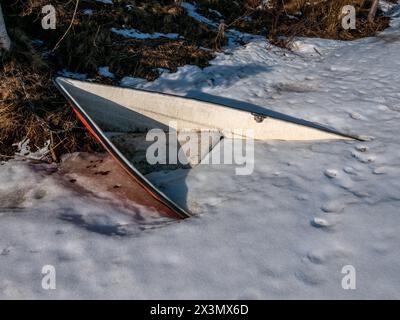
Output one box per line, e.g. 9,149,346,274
368,0,379,23
52,0,80,52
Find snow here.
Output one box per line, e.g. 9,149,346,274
181,2,260,48
98,66,115,79
111,28,181,40
83,9,93,16
95,0,113,4
181,2,217,28
120,76,148,88
1,3,400,299
13,138,50,160
57,69,87,80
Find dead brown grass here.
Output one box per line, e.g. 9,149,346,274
0,46,99,162
268,0,391,43
0,0,216,160
194,0,391,43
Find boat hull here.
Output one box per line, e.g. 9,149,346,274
54,77,358,219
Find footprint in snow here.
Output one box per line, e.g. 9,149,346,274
306,248,352,265
306,252,325,265
328,65,352,72
295,268,326,286
33,189,47,200
343,166,357,175
349,112,362,120
324,169,338,179
311,217,334,230
296,194,309,201
373,167,387,175
388,104,400,112
0,188,27,209
357,135,375,142
351,190,370,199
378,105,390,111
351,151,375,164
0,247,11,256
355,145,369,153
321,201,345,214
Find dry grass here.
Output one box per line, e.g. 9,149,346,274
268,0,391,43
194,0,391,42
0,0,216,160
0,47,99,162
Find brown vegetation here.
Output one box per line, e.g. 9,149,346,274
0,0,217,161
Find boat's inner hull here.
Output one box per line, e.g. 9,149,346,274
107,130,223,174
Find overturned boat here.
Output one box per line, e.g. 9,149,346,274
54,77,359,219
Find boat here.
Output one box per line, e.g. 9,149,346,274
54,76,359,219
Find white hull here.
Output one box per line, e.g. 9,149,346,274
55,77,357,142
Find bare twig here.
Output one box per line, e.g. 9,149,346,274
368,0,379,23
52,0,80,52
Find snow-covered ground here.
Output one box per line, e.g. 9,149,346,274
1,4,400,299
